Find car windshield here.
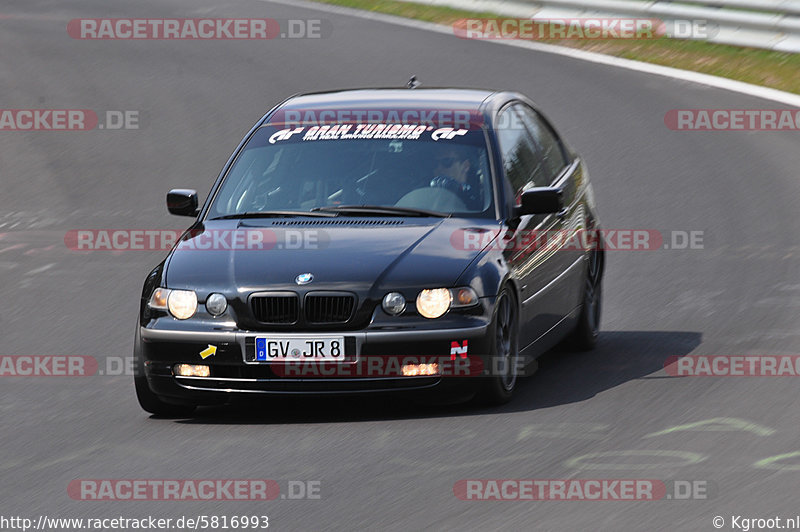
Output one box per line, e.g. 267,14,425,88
207,123,495,219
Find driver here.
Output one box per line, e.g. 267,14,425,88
429,146,481,210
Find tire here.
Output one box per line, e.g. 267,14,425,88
476,288,520,405
135,374,196,417
133,327,196,417
568,248,603,351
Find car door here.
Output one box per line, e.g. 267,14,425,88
496,103,568,351
513,103,584,320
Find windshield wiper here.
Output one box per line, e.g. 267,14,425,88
311,205,449,218
209,210,337,220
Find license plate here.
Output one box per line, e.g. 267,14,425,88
255,336,346,362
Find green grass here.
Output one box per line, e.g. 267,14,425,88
313,0,800,95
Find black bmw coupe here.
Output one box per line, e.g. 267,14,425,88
134,86,604,415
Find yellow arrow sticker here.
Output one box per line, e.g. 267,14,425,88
199,345,217,359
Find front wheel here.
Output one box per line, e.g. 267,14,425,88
476,288,520,405
135,374,196,417
134,327,196,417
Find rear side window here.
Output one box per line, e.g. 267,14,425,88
514,104,568,184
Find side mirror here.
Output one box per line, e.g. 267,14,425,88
167,189,198,217
518,187,563,216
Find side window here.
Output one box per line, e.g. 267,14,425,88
515,105,568,184
496,107,542,204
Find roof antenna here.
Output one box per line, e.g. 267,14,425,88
407,76,421,89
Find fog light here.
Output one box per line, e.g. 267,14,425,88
382,292,406,315
174,364,210,377
205,293,228,316
402,363,439,376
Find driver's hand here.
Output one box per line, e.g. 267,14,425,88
430,175,462,195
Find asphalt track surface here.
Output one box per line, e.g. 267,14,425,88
1,0,800,530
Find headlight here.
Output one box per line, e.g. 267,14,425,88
416,288,452,319
382,292,406,315
205,293,228,316
148,288,199,319
167,290,197,320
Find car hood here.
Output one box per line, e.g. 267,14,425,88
164,218,500,294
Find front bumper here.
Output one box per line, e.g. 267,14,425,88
138,319,493,403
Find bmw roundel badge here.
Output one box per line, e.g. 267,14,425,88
295,273,314,285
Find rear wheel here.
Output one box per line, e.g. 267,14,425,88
568,248,603,351
477,288,519,405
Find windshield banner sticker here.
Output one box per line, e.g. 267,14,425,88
268,124,470,144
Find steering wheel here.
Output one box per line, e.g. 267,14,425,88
395,187,467,212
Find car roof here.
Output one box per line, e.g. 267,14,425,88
277,88,503,113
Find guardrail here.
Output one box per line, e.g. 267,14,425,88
399,0,800,51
